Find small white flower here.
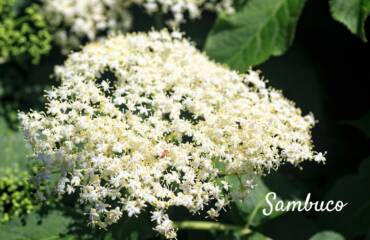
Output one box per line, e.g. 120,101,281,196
150,210,165,224
106,207,122,223
314,152,326,163
92,155,105,165
125,201,141,217
71,175,81,186
207,208,219,218
112,142,124,154
100,81,110,92
66,185,75,194
244,179,256,190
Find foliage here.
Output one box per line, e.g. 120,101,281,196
0,210,72,240
204,0,369,70
319,157,370,239
0,118,36,223
0,0,52,64
329,0,370,41
204,0,306,70
0,168,36,223
309,231,345,240
0,117,30,169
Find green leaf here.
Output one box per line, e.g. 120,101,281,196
309,231,345,240
319,157,370,239
329,0,370,41
245,232,271,240
0,211,72,240
204,0,306,71
233,178,285,227
229,172,307,228
0,117,30,171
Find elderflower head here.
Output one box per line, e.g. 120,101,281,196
41,0,234,52
138,0,234,26
19,30,324,238
41,0,132,53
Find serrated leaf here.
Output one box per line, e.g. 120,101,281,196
309,231,345,240
319,157,370,239
329,0,370,41
204,0,306,71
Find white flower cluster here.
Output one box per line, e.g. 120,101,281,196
42,0,133,52
41,0,233,52
19,30,324,238
139,0,234,26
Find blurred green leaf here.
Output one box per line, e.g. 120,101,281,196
309,231,345,240
0,117,30,170
245,232,271,240
366,234,370,240
232,178,286,228
319,157,370,239
204,0,306,71
229,171,307,228
329,0,370,41
0,211,71,240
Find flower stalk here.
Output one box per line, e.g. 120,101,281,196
174,220,252,236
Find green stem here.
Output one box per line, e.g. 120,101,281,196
173,220,252,236
245,200,263,229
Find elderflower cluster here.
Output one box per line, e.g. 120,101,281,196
41,0,234,52
41,0,132,53
138,0,234,26
19,30,324,238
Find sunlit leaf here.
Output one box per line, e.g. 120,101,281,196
204,0,306,71
329,0,370,41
